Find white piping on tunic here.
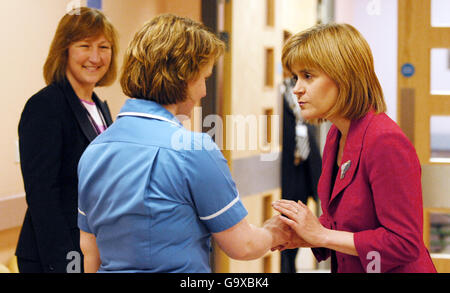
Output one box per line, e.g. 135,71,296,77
78,208,86,216
117,112,181,127
199,196,240,221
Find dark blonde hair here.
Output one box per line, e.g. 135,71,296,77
43,7,118,86
120,14,225,104
282,23,386,122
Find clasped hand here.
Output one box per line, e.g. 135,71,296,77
265,199,327,251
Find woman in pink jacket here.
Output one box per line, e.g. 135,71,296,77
272,23,436,273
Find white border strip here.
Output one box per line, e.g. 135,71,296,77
430,253,450,259
78,208,86,216
430,157,450,163
199,196,239,221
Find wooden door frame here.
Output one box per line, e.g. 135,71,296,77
202,0,233,273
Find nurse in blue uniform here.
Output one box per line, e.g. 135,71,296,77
77,14,290,273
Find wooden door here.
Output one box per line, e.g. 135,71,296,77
398,0,450,164
398,0,450,273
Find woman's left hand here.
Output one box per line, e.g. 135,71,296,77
272,199,327,248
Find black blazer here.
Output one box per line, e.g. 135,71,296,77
281,97,322,204
15,79,112,273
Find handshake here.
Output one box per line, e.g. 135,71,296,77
264,199,326,251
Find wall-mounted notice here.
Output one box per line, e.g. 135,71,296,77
401,63,415,78
87,0,102,10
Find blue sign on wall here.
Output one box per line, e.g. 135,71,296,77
401,63,415,78
87,0,102,10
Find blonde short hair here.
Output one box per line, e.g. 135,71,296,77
43,7,118,86
120,14,225,104
282,23,386,122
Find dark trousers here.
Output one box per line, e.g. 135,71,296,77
17,257,44,273
281,248,299,273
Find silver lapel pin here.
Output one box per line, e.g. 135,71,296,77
340,160,351,179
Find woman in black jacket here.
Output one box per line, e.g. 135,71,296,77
16,7,118,273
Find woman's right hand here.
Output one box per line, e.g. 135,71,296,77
271,228,314,251
272,199,328,248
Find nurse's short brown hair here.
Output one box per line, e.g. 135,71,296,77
43,7,118,86
120,14,225,104
282,23,386,122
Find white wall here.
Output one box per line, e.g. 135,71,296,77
0,0,201,199
280,0,317,34
335,0,398,122
0,0,70,198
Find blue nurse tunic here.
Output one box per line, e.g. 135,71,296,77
77,99,248,272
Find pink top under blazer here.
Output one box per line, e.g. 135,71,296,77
312,110,437,273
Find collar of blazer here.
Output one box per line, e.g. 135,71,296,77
58,78,113,142
320,109,376,208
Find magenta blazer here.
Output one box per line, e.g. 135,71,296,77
312,110,436,273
